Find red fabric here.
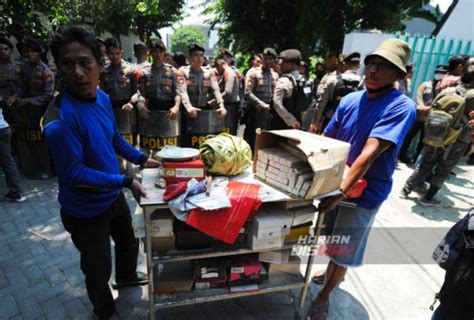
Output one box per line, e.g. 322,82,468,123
186,181,262,244
163,181,188,202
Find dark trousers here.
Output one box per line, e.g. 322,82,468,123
404,140,469,191
0,127,22,195
61,192,139,319
400,120,425,161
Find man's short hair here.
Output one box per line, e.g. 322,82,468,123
104,38,121,51
448,55,467,72
50,26,101,64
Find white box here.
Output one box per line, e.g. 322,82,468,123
252,205,292,239
259,249,291,264
247,234,284,250
290,206,316,226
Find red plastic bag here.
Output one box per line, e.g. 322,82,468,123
343,165,368,199
186,181,262,244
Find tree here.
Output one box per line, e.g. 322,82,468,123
205,0,440,58
0,0,185,44
0,0,53,42
171,26,207,54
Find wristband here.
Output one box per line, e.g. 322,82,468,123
123,176,134,188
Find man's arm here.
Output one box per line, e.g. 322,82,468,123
318,138,393,212
210,73,225,109
244,71,266,109
176,70,193,112
273,77,299,127
44,121,128,189
311,77,334,126
112,127,147,165
221,69,236,99
28,71,55,107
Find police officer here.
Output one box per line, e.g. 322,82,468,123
137,38,180,118
10,36,54,111
176,43,226,118
219,48,242,78
136,38,181,151
96,37,109,70
0,37,21,124
9,35,55,179
309,52,362,133
99,38,139,146
133,41,150,71
243,48,279,148
176,44,227,147
214,56,240,134
272,49,306,129
0,37,25,202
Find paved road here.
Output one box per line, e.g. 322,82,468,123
0,160,472,319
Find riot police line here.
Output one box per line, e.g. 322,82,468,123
2,34,324,180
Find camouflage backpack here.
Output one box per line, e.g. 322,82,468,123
424,89,465,148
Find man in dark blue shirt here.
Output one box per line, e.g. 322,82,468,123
43,26,160,320
307,39,416,320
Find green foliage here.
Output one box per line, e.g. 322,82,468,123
171,26,207,54
0,0,51,41
205,0,440,57
0,0,185,43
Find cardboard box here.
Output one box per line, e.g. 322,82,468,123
152,235,176,252
133,208,174,238
269,256,302,276
193,258,228,281
253,130,350,199
163,159,205,183
284,223,312,241
251,204,292,239
174,219,213,250
153,261,193,293
258,249,291,264
229,254,262,286
290,206,316,226
246,234,285,250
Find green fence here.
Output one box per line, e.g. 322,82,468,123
395,33,473,98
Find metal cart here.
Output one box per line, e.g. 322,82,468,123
140,168,328,319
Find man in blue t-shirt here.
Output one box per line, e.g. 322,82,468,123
43,26,160,320
307,39,416,320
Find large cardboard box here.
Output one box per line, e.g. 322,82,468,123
253,130,350,199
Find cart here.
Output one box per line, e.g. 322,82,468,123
139,168,331,319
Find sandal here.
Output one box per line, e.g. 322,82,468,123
307,301,329,320
112,271,148,289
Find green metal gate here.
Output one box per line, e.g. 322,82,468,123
395,33,473,98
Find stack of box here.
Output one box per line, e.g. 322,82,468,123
255,148,313,198
246,204,292,250
285,205,316,241
133,208,176,253
193,258,228,290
